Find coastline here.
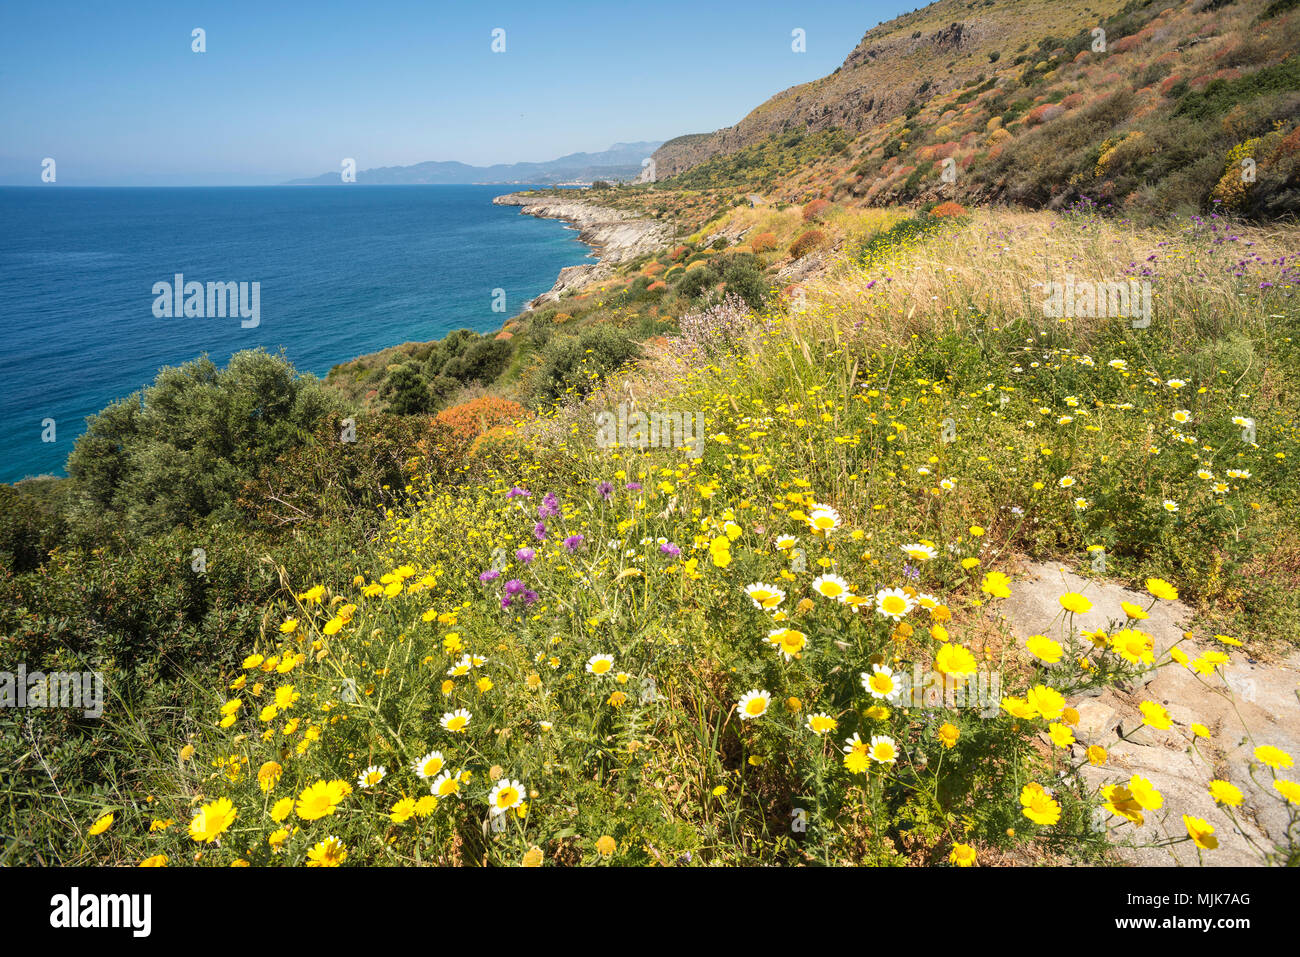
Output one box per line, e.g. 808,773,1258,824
493,192,672,309
1,190,670,485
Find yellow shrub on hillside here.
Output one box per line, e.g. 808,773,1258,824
1211,136,1264,210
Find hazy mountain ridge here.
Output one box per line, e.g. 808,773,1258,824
285,141,663,185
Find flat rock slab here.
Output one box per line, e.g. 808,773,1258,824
996,561,1300,866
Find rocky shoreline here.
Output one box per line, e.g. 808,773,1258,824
493,192,673,309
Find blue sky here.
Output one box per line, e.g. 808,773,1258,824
0,0,909,185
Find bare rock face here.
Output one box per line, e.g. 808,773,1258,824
493,193,671,263
493,193,674,309
997,560,1300,866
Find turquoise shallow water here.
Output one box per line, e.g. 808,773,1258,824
0,184,589,483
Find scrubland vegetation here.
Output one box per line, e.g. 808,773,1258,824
5,193,1297,866
642,0,1300,219
4,0,1300,870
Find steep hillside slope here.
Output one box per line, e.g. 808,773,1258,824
652,0,1131,177
651,0,1300,218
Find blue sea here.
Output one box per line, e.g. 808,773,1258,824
0,185,591,484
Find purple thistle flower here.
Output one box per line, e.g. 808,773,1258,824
660,542,681,557
504,578,526,597
533,522,547,541
597,480,614,500
564,534,584,552
538,492,560,519
516,548,535,564
506,487,530,499
625,482,642,491
479,569,500,582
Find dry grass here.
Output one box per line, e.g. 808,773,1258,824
514,204,1299,461
806,207,1299,348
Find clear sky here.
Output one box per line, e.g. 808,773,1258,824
0,0,912,185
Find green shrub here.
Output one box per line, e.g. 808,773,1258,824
441,337,513,385
66,349,345,536
383,364,434,414
1174,55,1300,122
533,325,642,403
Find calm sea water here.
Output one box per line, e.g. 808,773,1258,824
0,185,589,483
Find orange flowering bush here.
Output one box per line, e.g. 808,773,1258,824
434,396,527,444
789,229,827,258
930,201,968,218
802,199,831,222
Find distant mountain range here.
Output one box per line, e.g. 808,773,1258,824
285,142,662,186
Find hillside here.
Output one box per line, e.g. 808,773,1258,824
13,195,1297,868
650,0,1300,218
650,0,1110,177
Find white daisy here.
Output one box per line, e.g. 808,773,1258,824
875,587,915,621
487,778,525,816
440,708,472,733
806,712,837,735
811,573,851,602
766,627,808,661
806,504,841,534
430,770,461,798
357,765,385,789
869,735,899,764
861,664,901,701
585,653,614,676
744,582,786,610
412,751,445,779
737,689,771,720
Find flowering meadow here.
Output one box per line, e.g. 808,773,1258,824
64,201,1300,868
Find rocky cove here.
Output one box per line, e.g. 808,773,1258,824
493,192,674,309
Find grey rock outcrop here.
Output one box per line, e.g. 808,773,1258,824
494,193,673,309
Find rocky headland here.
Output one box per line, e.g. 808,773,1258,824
493,192,673,309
